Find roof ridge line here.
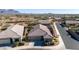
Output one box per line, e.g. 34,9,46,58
40,28,52,37
39,24,52,37
10,29,20,37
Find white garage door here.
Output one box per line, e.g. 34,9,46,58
0,39,10,44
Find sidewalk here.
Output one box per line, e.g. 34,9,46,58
52,22,66,49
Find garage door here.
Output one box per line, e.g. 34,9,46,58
33,37,44,46
29,36,44,46
0,39,11,46
34,39,44,46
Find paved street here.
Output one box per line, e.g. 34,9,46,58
56,22,79,50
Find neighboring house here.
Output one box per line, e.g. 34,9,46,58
76,18,79,21
38,20,52,30
38,20,51,25
65,20,79,25
0,24,24,46
28,24,53,46
54,17,61,20
54,17,62,23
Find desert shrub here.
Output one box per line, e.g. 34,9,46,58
18,43,24,46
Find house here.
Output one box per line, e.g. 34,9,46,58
38,20,51,25
65,20,79,25
54,17,61,20
54,17,62,23
76,18,79,21
38,20,52,30
28,24,53,46
0,24,24,46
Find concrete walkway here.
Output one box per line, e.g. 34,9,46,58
52,22,66,49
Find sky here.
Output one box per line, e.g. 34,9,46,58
16,9,79,14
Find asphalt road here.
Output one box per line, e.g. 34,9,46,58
56,22,79,50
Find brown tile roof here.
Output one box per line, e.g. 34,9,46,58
28,24,53,39
0,24,24,39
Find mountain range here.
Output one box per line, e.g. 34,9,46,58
0,9,19,14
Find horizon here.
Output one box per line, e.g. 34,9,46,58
15,9,79,14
